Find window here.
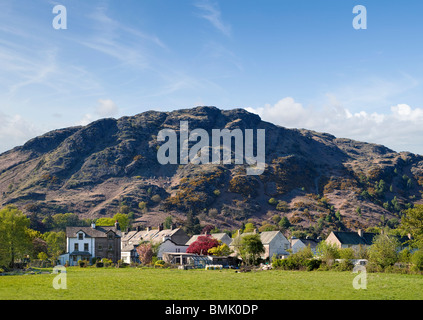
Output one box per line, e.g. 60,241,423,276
108,233,113,240
176,248,180,253
98,244,103,251
74,243,79,251
84,243,89,251
78,233,83,240
108,244,113,251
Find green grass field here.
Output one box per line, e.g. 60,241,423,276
0,267,422,300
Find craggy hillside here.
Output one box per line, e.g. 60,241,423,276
1,106,422,236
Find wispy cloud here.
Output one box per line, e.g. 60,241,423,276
247,96,423,155
194,0,231,37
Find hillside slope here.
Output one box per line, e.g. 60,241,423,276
1,106,422,236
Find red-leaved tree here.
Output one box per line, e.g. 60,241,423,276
186,235,219,255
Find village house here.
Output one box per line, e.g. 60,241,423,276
121,224,190,263
291,237,322,255
186,232,232,247
59,222,122,266
325,229,411,252
230,230,291,260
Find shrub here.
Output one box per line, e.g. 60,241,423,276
154,260,165,268
101,258,113,267
78,260,87,268
95,261,104,268
268,198,278,206
411,250,423,271
333,259,354,271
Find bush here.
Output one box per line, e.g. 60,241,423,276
78,260,87,268
268,198,278,206
154,260,165,268
101,258,113,267
411,250,423,271
95,261,104,268
332,259,354,271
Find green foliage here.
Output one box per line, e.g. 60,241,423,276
411,250,423,271
368,234,400,269
401,204,423,248
37,252,48,261
272,247,321,271
0,205,31,268
43,231,66,265
163,216,173,229
243,222,255,233
239,234,265,265
268,198,278,206
208,243,233,256
316,241,340,265
278,217,291,230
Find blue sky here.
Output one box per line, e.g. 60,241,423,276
1,0,423,154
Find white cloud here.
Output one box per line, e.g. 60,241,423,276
194,0,231,37
95,99,119,117
78,99,120,126
247,97,423,155
0,112,42,153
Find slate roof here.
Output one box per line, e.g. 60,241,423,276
66,226,121,238
332,231,377,245
293,238,321,249
121,228,189,246
186,233,231,246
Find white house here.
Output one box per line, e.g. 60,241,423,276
59,222,121,266
230,230,291,260
291,237,322,255
120,225,189,263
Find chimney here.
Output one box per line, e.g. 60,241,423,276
159,223,164,231
357,229,363,237
91,222,96,229
170,223,176,231
115,220,120,231
146,226,150,232
137,225,142,232
408,233,412,240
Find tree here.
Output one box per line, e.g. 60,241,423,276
401,204,423,248
368,234,399,269
95,217,115,226
0,206,31,268
112,213,130,231
316,241,339,265
186,235,219,255
278,217,291,230
44,231,66,266
163,216,173,229
184,211,202,236
208,243,233,256
239,234,265,265
243,222,255,233
136,243,154,265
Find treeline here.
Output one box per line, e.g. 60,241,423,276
0,205,135,271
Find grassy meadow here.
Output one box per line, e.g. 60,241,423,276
0,267,422,300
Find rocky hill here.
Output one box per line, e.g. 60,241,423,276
1,106,422,236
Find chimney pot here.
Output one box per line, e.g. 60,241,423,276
91,222,96,229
